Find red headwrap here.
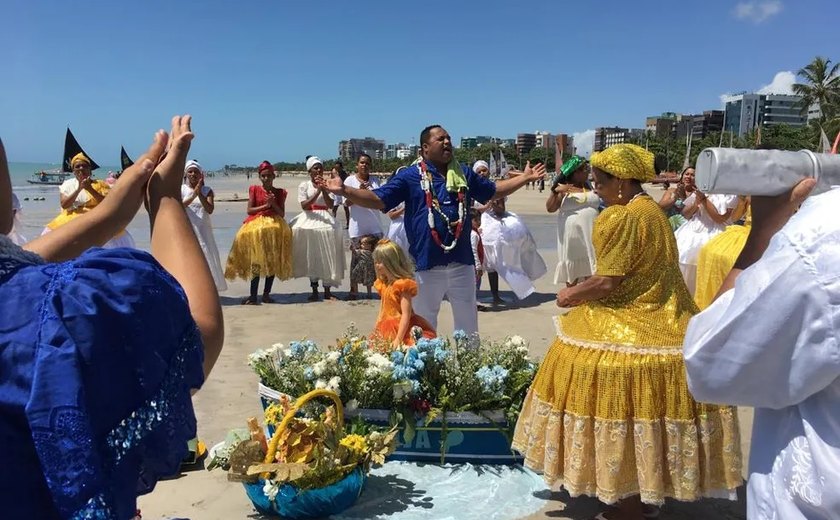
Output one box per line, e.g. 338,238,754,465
258,161,274,174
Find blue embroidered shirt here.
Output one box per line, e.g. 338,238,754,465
0,245,204,520
373,162,496,271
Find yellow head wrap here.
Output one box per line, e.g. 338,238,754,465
71,152,92,168
590,144,655,182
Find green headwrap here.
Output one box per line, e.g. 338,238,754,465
559,155,586,180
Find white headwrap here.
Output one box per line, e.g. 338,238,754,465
306,156,323,172
472,160,489,174
185,160,205,175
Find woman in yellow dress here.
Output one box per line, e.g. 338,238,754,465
512,144,742,520
43,152,134,248
224,161,293,304
694,198,750,310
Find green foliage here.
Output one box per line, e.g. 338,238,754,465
793,56,840,121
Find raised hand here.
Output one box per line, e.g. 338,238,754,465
528,162,547,182
323,171,346,194
149,116,194,197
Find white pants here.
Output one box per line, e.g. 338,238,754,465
414,263,478,335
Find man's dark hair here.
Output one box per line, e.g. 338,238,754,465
358,153,372,163
420,125,443,146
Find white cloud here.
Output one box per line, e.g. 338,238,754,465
719,92,741,105
572,129,595,158
733,1,783,23
756,71,796,95
719,70,796,106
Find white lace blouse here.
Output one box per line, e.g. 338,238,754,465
683,187,840,520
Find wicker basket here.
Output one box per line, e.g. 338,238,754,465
242,389,366,519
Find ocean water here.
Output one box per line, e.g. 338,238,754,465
7,162,120,193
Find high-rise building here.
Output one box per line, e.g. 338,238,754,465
516,133,537,156
535,131,554,149
604,128,644,148
690,110,724,139
807,103,822,122
459,135,497,149
763,95,808,129
594,127,626,152
646,116,675,140
724,94,807,137
338,137,386,160
555,134,575,155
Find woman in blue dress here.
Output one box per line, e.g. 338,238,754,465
0,116,224,520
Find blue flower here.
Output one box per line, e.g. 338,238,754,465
475,365,509,399
304,367,315,381
452,330,467,343
289,340,318,358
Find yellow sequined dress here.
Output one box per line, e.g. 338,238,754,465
512,195,742,505
694,210,751,310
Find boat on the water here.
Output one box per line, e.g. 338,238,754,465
28,169,70,185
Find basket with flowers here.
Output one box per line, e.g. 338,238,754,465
208,389,397,519
248,325,538,464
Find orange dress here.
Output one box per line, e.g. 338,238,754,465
372,278,436,345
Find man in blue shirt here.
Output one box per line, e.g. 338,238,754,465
325,125,545,334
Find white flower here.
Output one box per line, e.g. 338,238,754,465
393,381,412,399
270,342,285,352
315,379,327,390
369,431,382,442
326,351,341,364
312,361,327,377
263,479,279,501
345,399,359,412
327,376,341,395
247,350,266,365
283,348,293,358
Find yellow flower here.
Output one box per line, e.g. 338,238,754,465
264,403,286,426
339,434,368,455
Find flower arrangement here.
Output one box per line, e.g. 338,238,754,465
208,389,397,519
248,325,538,461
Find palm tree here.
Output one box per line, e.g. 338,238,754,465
793,56,840,121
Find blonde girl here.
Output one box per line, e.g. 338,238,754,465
371,239,436,347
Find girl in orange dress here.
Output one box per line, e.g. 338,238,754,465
371,239,436,348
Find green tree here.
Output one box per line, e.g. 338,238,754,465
793,56,840,121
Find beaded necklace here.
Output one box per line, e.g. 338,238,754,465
418,160,466,253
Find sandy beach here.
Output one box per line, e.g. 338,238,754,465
12,175,750,519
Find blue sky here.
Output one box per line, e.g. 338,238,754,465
2,0,836,167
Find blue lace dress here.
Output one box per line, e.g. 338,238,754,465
0,238,204,519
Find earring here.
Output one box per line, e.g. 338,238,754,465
618,185,623,200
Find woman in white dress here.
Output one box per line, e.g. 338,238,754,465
480,197,547,302
673,167,738,294
546,155,599,287
7,193,27,245
181,160,227,291
290,156,345,301
386,202,408,253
